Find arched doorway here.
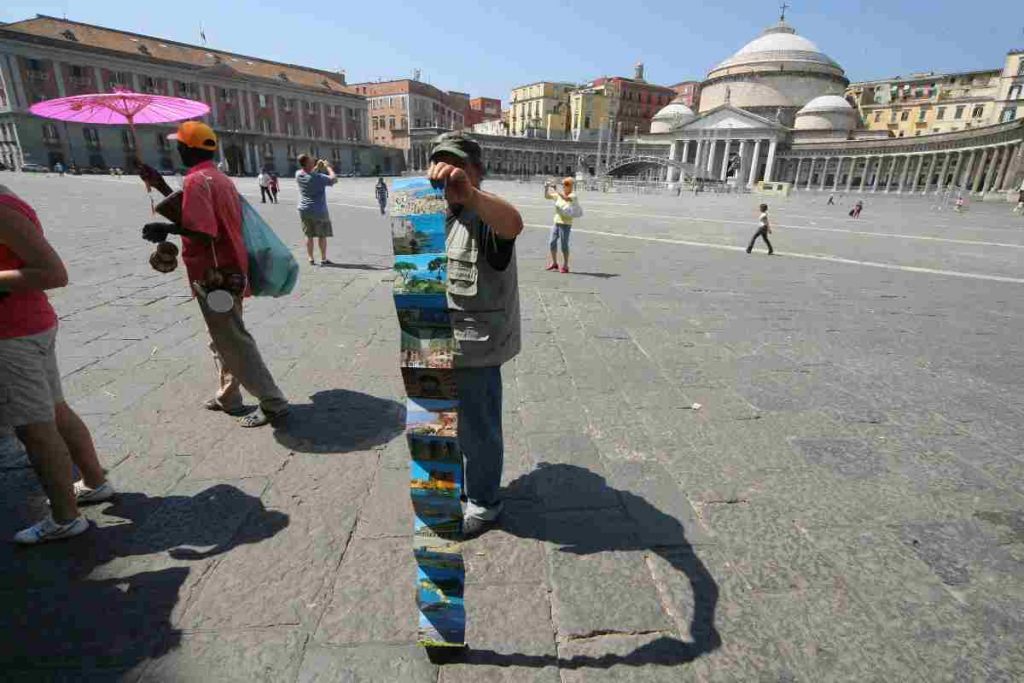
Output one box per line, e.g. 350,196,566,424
224,144,246,176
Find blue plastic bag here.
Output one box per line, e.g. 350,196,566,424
239,195,299,297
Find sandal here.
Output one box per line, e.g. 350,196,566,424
238,407,290,428
545,263,558,271
203,398,250,417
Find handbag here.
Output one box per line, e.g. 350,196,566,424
238,195,299,297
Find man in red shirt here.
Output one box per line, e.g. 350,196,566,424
141,121,288,428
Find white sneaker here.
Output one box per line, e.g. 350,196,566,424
74,480,116,504
14,515,89,545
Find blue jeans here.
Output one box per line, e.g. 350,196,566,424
549,223,572,253
454,366,504,508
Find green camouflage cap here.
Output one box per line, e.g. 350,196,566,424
429,132,483,168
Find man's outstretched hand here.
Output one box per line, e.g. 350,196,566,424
142,222,176,243
428,162,476,207
139,164,172,197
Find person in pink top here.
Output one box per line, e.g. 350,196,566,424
0,183,114,545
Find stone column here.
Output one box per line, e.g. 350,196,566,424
935,152,952,193
764,139,778,183
971,148,989,194
846,157,857,192
819,158,829,190
681,140,691,166
895,155,909,193
860,157,871,192
922,154,938,194
706,139,717,174
719,139,731,181
806,158,816,190
833,157,844,191
909,155,924,193
666,141,678,182
871,156,882,192
794,157,803,188
959,149,976,189
995,143,1015,191
984,146,1003,192
951,150,967,189
748,139,763,187
692,139,702,174
737,139,749,185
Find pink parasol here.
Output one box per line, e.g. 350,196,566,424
29,89,209,127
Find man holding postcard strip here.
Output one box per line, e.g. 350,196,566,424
427,132,523,539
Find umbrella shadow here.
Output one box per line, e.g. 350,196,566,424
0,479,288,676
457,463,720,669
273,389,405,453
318,262,391,271
565,271,620,279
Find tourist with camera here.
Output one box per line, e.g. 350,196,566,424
295,154,337,266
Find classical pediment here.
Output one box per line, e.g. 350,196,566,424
679,105,788,132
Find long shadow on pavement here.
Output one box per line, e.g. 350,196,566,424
459,463,720,670
0,479,288,678
273,388,404,454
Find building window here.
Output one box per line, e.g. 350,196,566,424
1009,85,1022,100
918,109,927,122
889,111,898,122
936,107,945,120
281,98,292,112
41,123,59,143
287,143,297,159
972,105,984,118
83,127,100,148
873,111,881,122
388,116,395,130
1002,106,1018,122
286,122,295,136
219,88,233,101
258,93,268,108
263,142,274,158
121,129,135,150
954,105,965,119
26,58,43,72
156,133,168,151
1018,60,1024,76
260,119,271,134
306,101,315,112
110,71,130,88
900,110,910,121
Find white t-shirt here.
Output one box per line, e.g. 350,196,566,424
758,212,769,228
257,172,270,187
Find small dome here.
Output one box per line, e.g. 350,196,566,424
650,100,696,133
798,95,854,114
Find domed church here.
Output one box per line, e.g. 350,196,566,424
640,14,1024,197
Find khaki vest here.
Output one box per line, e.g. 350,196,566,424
445,208,521,368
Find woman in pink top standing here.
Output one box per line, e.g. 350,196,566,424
0,183,113,545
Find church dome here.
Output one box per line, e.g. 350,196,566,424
698,19,849,119
650,99,696,133
714,22,841,72
794,95,857,131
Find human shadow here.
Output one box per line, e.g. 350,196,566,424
0,478,289,677
459,463,720,669
319,262,390,271
273,388,405,453
565,271,620,279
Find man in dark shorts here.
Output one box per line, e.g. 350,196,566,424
295,154,337,266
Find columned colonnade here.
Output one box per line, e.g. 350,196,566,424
406,139,587,177
664,135,779,186
778,140,1024,195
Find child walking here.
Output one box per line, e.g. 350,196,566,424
746,203,774,255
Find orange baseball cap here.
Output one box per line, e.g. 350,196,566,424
167,121,217,151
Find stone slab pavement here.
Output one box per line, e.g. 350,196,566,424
1,171,1023,681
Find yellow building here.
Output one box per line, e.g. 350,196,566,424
508,81,575,138
848,69,1001,138
569,88,609,141
994,49,1024,124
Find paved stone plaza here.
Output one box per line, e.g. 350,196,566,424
2,172,1023,681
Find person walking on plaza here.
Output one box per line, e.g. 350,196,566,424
257,168,273,204
0,183,114,545
849,200,863,218
955,194,966,213
375,177,389,215
427,132,523,539
544,177,578,273
295,154,337,266
827,192,835,206
1013,189,1023,216
53,161,64,177
269,173,280,204
139,121,289,429
746,202,774,255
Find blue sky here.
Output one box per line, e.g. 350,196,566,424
3,0,1020,100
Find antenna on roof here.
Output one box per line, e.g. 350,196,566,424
199,23,207,46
